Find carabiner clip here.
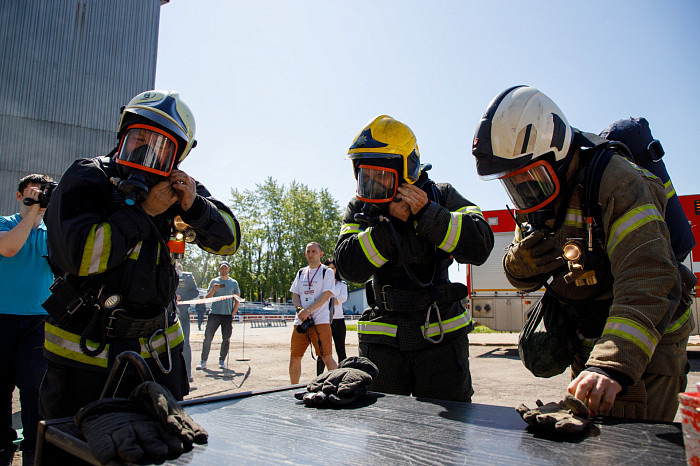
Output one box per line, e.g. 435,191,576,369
422,302,444,344
147,328,172,374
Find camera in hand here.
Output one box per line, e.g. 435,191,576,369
23,181,58,208
296,316,315,334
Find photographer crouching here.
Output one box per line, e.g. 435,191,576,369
289,242,338,383
38,90,241,446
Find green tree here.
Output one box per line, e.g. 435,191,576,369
223,177,343,303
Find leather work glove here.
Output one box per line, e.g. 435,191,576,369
295,356,379,407
74,398,184,464
130,381,208,448
516,393,591,434
504,231,565,279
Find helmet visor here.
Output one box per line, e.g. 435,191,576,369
499,160,560,213
116,124,178,177
356,165,398,203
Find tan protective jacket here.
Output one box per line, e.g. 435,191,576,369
506,152,692,385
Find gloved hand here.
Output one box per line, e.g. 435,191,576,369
504,231,565,279
295,356,379,407
516,393,591,434
130,381,208,448
74,398,183,464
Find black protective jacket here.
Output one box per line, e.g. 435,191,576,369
335,174,494,350
43,156,240,370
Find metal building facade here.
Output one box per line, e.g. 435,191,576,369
0,0,165,213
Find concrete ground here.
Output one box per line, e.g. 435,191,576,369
9,321,700,464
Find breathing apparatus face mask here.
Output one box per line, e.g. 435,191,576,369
115,125,179,204
355,164,399,204
500,159,560,214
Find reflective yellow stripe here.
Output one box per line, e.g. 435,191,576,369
200,210,240,255
138,321,184,358
424,311,471,338
127,241,142,260
358,230,388,268
79,223,112,276
602,317,657,358
341,223,362,235
438,212,463,253
357,320,397,337
459,205,485,220
625,159,659,182
45,322,109,368
606,204,664,255
664,180,675,200
44,320,183,367
666,307,692,334
564,208,585,228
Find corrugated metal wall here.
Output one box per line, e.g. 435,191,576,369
0,0,162,213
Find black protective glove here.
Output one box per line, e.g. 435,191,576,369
516,393,591,434
74,398,183,464
130,381,208,448
504,231,565,279
295,356,379,407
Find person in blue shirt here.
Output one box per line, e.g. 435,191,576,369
0,174,55,465
196,261,240,371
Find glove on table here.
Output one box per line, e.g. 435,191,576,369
504,231,565,279
130,381,208,448
516,393,591,434
74,398,183,464
295,356,379,407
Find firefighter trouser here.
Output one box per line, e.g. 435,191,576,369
359,336,473,402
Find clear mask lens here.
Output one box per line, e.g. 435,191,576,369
500,161,559,213
116,125,177,176
356,165,398,203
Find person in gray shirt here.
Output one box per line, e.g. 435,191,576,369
197,261,240,370
176,261,199,382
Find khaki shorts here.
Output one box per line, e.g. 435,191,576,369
290,323,333,358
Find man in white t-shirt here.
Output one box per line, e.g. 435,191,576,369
289,242,338,383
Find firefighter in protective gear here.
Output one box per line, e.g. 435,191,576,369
473,85,693,421
335,115,494,401
39,90,241,419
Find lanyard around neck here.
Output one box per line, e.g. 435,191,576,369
306,266,321,289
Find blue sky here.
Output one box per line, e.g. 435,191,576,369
155,1,699,281
156,1,699,212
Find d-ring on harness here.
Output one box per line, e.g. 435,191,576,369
146,309,172,374
422,302,444,344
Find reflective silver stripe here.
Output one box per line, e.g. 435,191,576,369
602,317,657,358
664,180,675,200
625,159,659,182
44,322,109,368
358,320,397,337
606,204,664,255
79,223,111,276
665,307,692,334
138,322,184,358
358,230,388,267
438,212,463,253
341,223,362,235
424,311,471,338
458,205,485,220
44,321,183,368
127,241,142,260
563,208,585,228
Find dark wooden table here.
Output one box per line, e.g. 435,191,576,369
37,386,686,465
